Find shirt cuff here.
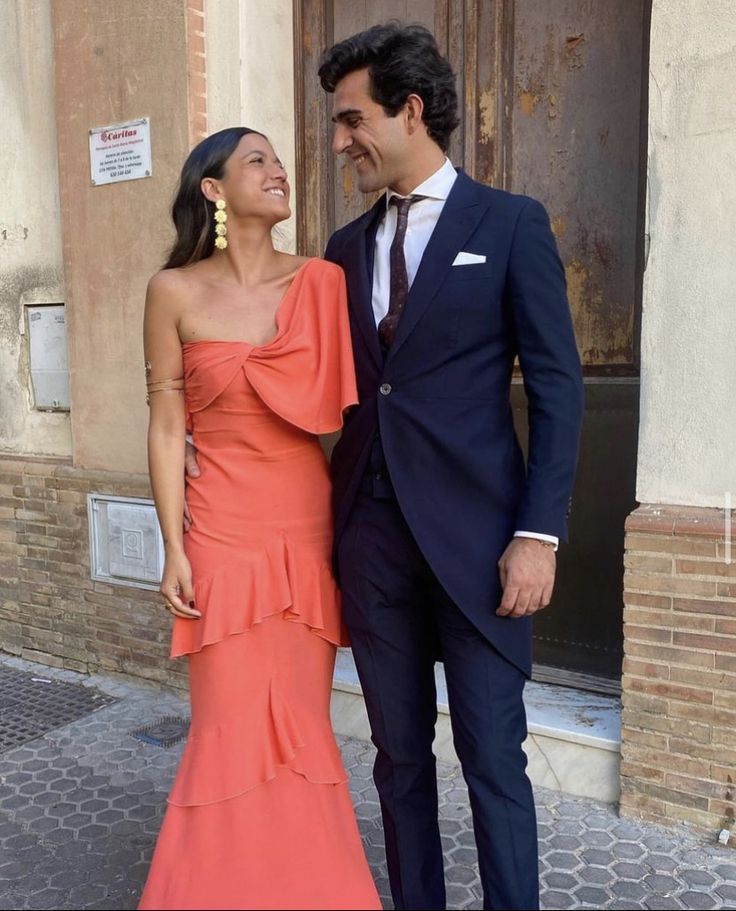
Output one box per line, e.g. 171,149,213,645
514,530,559,552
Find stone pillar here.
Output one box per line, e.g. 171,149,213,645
621,0,736,834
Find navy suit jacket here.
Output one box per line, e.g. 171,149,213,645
325,170,584,676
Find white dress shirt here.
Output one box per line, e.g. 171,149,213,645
372,158,459,326
373,158,559,550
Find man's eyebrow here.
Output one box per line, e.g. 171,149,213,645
331,108,362,124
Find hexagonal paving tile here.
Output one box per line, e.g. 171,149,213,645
716,883,736,903
579,864,614,885
613,839,646,859
545,871,578,890
612,860,648,880
681,868,716,888
574,884,611,905
580,847,615,866
543,851,581,871
611,879,647,901
647,852,680,872
678,891,718,910
549,834,582,851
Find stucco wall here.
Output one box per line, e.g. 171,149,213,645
637,0,736,508
205,0,297,251
0,1,70,457
52,0,194,474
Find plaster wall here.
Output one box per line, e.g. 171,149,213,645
51,0,193,473
205,0,297,250
0,1,70,457
638,0,736,507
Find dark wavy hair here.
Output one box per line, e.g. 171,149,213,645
164,127,266,269
318,23,459,152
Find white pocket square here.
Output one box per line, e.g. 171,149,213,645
452,251,487,266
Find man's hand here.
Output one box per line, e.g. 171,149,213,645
183,441,200,532
497,537,556,618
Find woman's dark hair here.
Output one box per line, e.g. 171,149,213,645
164,127,265,269
318,23,459,152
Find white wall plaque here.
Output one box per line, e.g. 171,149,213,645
89,118,152,186
88,494,164,591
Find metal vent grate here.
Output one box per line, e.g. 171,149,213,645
0,665,116,753
130,716,190,748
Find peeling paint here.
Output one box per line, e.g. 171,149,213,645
551,216,566,237
479,88,494,143
565,33,586,70
519,90,540,116
565,259,631,365
565,259,593,315
593,234,614,272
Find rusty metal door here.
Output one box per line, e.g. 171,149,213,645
295,0,650,691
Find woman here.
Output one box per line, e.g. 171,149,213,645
138,127,381,911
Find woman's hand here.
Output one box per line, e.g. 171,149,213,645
159,548,201,619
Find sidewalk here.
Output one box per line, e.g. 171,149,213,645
0,654,734,911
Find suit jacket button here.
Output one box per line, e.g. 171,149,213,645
379,383,392,396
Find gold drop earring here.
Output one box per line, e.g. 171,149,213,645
214,199,228,249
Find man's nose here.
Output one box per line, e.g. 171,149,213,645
332,124,352,155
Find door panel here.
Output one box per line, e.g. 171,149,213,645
510,0,646,369
513,381,639,687
331,2,440,228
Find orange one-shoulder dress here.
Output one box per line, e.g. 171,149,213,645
138,259,381,911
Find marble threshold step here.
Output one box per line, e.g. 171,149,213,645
330,649,621,804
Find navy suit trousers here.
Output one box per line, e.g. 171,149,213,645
337,490,539,911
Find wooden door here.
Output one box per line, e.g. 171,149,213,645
295,0,650,691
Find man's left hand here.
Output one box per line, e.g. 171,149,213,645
497,537,556,618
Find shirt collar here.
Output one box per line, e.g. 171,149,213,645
385,158,457,209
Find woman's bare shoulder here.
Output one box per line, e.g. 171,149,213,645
146,264,209,313
147,264,202,296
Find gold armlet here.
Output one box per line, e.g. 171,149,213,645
146,377,184,405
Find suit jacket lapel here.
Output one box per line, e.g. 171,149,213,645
388,171,490,361
342,195,385,370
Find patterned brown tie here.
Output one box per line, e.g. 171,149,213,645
378,194,425,348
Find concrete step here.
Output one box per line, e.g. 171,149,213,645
330,649,621,804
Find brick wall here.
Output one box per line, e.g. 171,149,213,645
0,456,186,691
621,504,736,834
186,0,207,144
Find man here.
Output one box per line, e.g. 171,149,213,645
318,23,584,911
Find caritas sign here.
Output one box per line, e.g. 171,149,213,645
89,117,152,186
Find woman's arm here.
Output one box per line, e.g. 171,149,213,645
143,272,200,620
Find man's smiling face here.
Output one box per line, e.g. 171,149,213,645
331,68,412,194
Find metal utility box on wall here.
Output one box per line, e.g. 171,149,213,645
26,304,70,410
88,494,164,590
